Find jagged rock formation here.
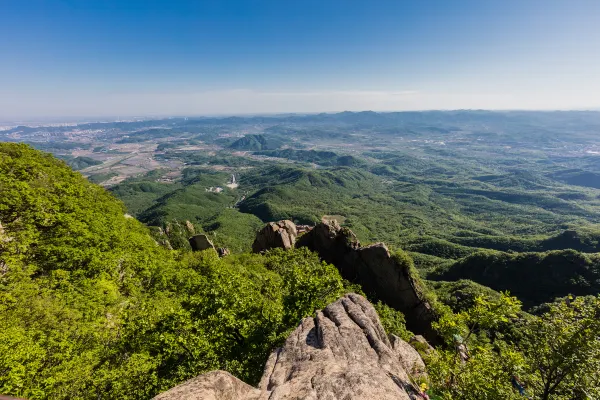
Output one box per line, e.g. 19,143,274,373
252,220,297,253
296,219,442,344
185,220,195,235
154,294,426,400
189,234,216,252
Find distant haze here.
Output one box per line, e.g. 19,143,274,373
1,0,599,118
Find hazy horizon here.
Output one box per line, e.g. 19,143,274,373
4,107,600,127
2,0,600,118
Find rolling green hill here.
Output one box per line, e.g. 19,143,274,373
0,143,358,398
254,149,366,167
431,249,600,308
229,134,284,151
2,142,600,399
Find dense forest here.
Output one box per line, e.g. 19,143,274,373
0,144,360,398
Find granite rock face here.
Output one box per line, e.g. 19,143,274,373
189,234,216,252
252,220,297,253
153,294,426,400
296,219,442,344
153,371,263,400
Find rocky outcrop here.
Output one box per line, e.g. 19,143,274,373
296,224,313,234
154,371,262,400
252,220,297,253
217,247,231,257
189,234,216,252
296,220,442,345
185,220,196,235
154,293,426,400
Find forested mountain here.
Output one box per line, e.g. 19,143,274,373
0,144,358,398
3,110,600,399
228,134,284,151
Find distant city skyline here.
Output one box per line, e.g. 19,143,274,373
1,0,599,118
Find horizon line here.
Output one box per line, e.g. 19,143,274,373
3,108,600,126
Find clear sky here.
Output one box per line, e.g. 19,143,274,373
1,0,599,118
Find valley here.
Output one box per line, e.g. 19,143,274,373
6,111,600,260
3,111,600,399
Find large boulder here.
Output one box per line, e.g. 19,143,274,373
296,220,442,345
252,220,297,253
154,294,426,400
154,371,263,400
189,234,216,252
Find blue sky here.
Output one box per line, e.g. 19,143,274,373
1,0,599,118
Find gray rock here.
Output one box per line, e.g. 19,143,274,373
391,335,428,379
185,220,196,235
153,294,426,400
296,220,442,345
189,234,216,252
153,371,263,400
217,247,230,257
252,220,297,253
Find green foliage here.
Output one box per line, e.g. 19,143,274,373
8,109,600,398
406,237,477,260
254,149,366,167
0,143,179,398
432,293,521,345
428,292,600,400
428,293,525,399
452,228,600,253
87,171,118,184
0,144,351,399
373,301,412,341
551,169,600,189
60,155,102,170
203,208,265,252
91,249,347,398
433,249,600,308
229,134,284,151
427,343,525,400
429,280,502,313
410,252,454,276
110,174,183,216
520,296,600,400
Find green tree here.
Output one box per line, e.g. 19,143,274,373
428,293,524,399
433,293,521,345
521,296,600,400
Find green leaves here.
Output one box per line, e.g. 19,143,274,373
429,292,600,399
427,343,525,400
521,296,600,399
433,292,521,345
0,145,352,399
